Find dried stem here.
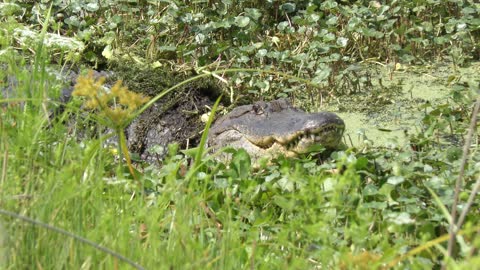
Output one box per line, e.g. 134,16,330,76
443,99,479,268
456,174,480,230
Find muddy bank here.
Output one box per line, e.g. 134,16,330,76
103,63,225,162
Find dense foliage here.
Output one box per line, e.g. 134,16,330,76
0,1,479,269
3,0,479,101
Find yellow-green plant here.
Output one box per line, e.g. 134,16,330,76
72,71,150,181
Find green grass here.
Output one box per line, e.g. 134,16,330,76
1,62,480,269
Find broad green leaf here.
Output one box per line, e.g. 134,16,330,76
387,176,405,185
235,16,250,27
280,3,296,13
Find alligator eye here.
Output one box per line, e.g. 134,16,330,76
253,104,264,115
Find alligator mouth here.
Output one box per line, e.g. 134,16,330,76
282,123,345,153
239,123,344,156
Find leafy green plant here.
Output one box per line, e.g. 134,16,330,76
1,1,480,269
5,0,478,100
72,71,149,181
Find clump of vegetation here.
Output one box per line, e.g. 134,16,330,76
72,71,150,180
72,71,149,127
3,0,478,103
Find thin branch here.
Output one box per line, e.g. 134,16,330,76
444,99,480,267
456,174,480,229
0,209,145,270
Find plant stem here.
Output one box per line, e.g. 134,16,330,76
444,99,480,268
118,128,138,183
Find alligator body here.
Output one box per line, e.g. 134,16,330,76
208,99,345,160
1,66,220,163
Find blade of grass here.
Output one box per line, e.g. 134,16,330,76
185,94,222,181
426,186,453,225
0,209,145,270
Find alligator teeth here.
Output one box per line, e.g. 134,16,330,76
280,124,345,150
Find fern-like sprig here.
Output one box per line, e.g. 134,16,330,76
73,71,150,182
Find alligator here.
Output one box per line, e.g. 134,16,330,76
1,65,220,163
208,99,345,160
2,65,344,163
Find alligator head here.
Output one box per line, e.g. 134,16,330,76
208,99,345,160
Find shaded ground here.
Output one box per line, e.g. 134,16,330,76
108,64,224,162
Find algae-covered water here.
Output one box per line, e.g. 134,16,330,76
322,61,480,148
